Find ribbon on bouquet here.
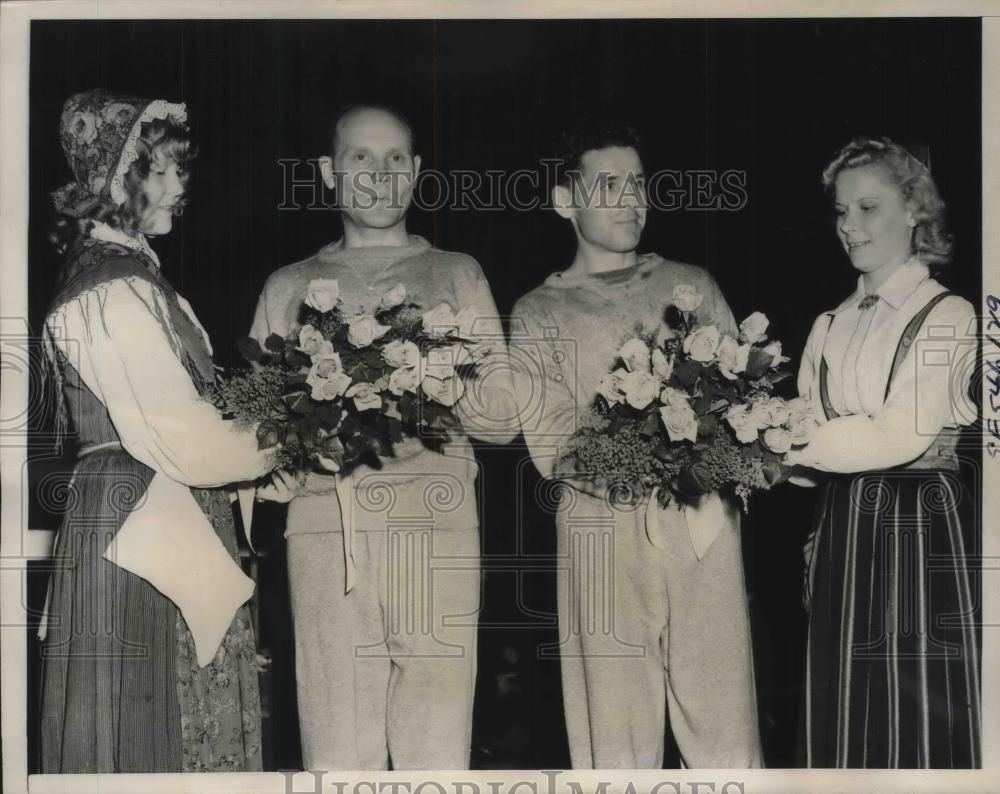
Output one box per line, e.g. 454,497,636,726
335,471,359,593
103,473,256,667
644,486,725,560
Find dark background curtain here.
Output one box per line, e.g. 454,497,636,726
25,17,982,770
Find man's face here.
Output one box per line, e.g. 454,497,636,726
567,145,647,253
332,109,420,230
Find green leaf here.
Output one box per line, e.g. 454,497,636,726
264,333,287,353
744,349,772,379
673,359,702,388
256,420,282,449
236,336,264,364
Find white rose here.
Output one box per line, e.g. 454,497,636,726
762,340,789,368
347,314,391,348
422,303,460,337
620,370,659,409
305,279,341,313
422,348,457,380
388,366,420,396
306,352,344,384
725,405,760,444
739,311,770,344
785,396,813,424
763,427,793,454
672,284,704,313
763,396,791,427
682,324,721,363
310,340,336,362
659,402,699,443
310,372,352,401
345,382,383,412
716,335,751,380
382,339,420,369
297,324,325,356
659,386,690,409
651,349,674,381
748,399,772,430
597,368,629,406
421,374,465,407
788,415,820,446
618,338,651,373
380,282,407,309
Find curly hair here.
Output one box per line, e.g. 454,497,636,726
552,122,644,186
821,136,953,268
49,116,196,256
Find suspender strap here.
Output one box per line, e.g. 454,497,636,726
818,316,838,421
883,291,954,401
818,291,954,419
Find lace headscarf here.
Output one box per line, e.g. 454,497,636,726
51,89,188,217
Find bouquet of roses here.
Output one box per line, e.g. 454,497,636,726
210,279,487,476
555,284,820,510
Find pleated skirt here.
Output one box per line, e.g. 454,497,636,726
801,467,981,768
39,448,263,773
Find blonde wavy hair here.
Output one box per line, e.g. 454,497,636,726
821,136,953,268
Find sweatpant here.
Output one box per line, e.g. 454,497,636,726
287,528,480,770
554,488,763,769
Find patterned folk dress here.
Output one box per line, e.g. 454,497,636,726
796,261,981,768
40,234,269,773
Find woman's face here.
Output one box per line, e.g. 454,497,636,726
833,164,915,279
136,148,185,236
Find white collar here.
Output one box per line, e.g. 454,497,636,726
828,258,929,315
88,221,161,269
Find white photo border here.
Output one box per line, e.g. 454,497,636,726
1,1,997,793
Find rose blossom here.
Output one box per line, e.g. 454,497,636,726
660,402,699,443
672,284,704,313
347,315,391,348
388,366,420,396
423,348,457,380
297,324,325,356
422,303,460,337
310,372,352,401
382,339,420,369
597,368,628,406
660,386,690,409
785,396,814,425
618,338,651,373
762,340,789,368
716,335,751,380
725,405,760,444
345,382,383,412
651,349,674,381
739,311,770,344
621,370,659,409
380,282,407,309
762,427,793,454
304,279,341,313
307,352,344,382
682,324,721,363
748,399,772,429
763,396,791,427
421,374,465,407
788,415,820,446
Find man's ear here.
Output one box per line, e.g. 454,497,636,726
412,153,422,179
552,184,575,220
319,155,337,190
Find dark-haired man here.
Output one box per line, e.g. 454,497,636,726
251,105,518,770
510,125,763,768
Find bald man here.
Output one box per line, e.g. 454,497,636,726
251,106,518,770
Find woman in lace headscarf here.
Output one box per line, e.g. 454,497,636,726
40,89,290,773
